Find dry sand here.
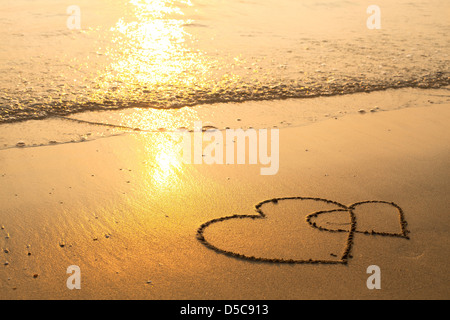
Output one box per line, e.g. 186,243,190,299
0,89,449,300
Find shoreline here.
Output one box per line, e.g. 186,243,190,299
2,79,450,125
1,86,449,151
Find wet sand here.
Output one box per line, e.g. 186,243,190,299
0,90,449,299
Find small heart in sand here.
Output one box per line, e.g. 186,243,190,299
308,201,409,237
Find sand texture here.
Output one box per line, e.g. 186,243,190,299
1,89,449,299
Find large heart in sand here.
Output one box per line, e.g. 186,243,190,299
197,197,409,264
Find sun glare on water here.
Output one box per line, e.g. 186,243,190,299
98,0,210,107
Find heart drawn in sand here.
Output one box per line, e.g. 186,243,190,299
197,197,410,265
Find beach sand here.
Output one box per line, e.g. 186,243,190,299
0,89,449,300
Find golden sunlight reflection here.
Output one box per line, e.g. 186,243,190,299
130,0,193,18
99,0,211,106
140,132,185,190
119,106,199,131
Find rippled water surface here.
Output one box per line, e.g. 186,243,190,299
1,0,449,123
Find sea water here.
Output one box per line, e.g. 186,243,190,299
0,0,448,125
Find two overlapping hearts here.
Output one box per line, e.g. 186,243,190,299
197,197,409,264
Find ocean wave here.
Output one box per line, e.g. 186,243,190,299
1,72,449,124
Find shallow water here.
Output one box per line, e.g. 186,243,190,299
0,0,449,123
